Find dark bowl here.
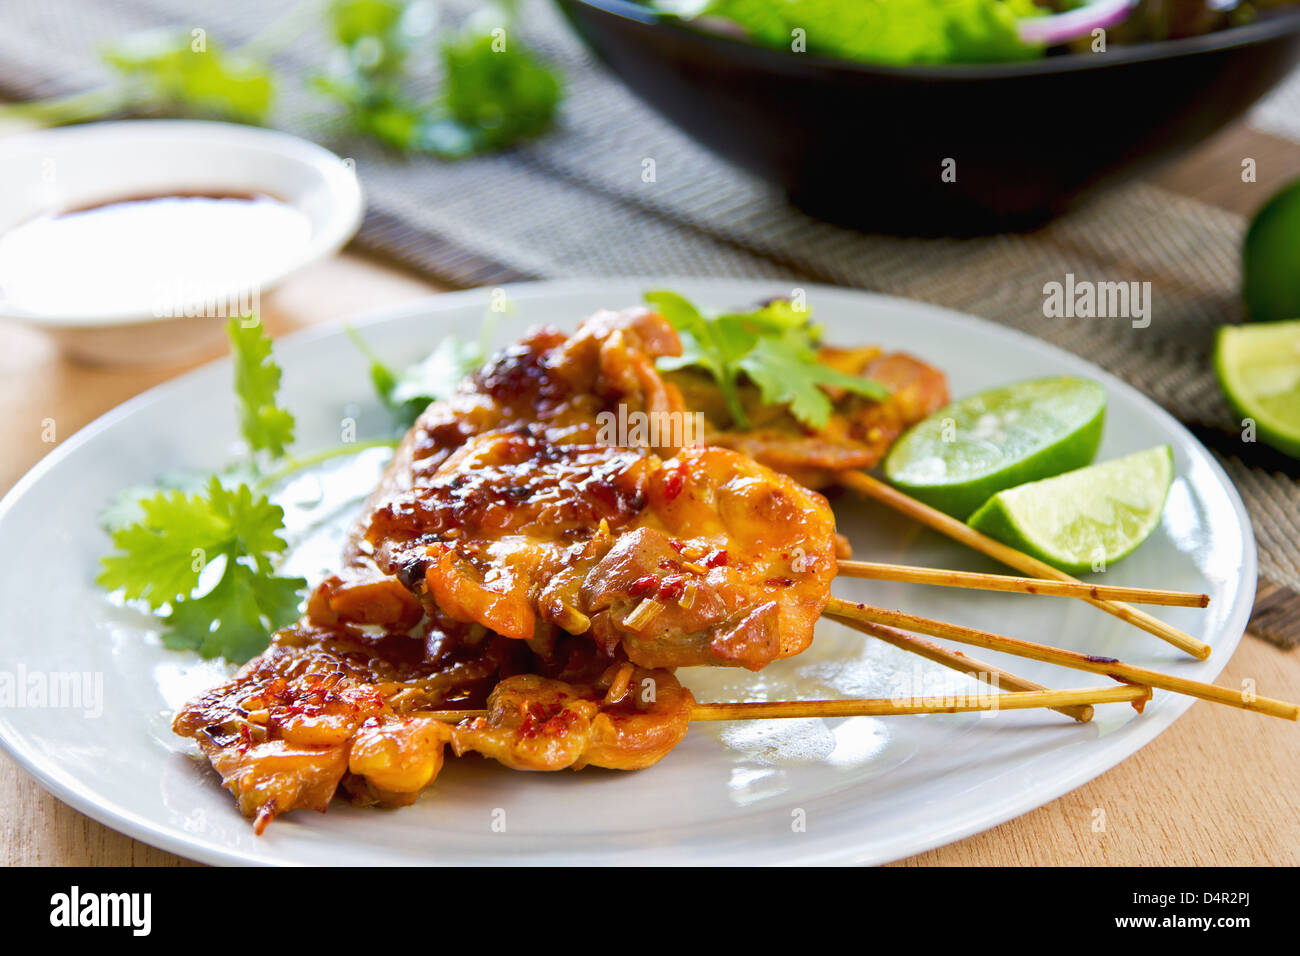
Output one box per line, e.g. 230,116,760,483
556,0,1300,234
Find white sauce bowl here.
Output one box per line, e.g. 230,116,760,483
0,120,364,364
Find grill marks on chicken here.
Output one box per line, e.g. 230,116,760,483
171,609,693,830
346,308,686,567
366,431,839,671
171,613,523,832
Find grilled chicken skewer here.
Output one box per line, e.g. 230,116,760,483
359,307,841,672
171,304,1229,835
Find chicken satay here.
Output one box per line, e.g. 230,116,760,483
365,430,838,671
174,611,692,828
346,306,686,565
667,347,950,489
451,664,695,772
172,612,527,832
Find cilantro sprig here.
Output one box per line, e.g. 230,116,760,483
646,290,890,430
3,31,275,127
98,317,306,663
4,1,562,160
315,0,562,157
349,300,504,427
229,316,296,458
98,479,305,662
104,31,275,122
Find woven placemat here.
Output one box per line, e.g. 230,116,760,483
2,0,1297,647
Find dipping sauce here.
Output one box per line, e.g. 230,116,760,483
0,192,314,318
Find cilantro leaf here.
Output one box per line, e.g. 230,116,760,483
314,0,424,147
205,481,297,575
349,311,497,427
388,334,484,408
648,290,753,426
164,562,304,662
647,290,891,430
314,1,561,157
328,0,408,50
103,30,274,122
98,476,304,662
99,468,217,533
434,30,561,156
228,316,295,460
97,488,234,610
740,335,889,429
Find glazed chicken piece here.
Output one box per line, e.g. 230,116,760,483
452,664,695,772
173,606,695,829
667,347,949,489
347,306,687,564
365,430,839,671
172,607,528,832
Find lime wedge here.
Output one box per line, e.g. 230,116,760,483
967,446,1174,574
883,377,1107,519
1215,320,1300,460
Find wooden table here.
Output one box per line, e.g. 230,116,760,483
3,123,1299,867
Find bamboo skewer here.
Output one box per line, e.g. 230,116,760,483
837,559,1209,608
837,471,1213,660
825,597,1300,721
689,688,1149,719
847,618,1096,722
420,685,1150,724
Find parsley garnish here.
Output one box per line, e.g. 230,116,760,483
315,0,562,157
98,479,305,662
229,316,296,459
104,31,275,123
647,290,890,430
5,1,562,159
349,303,503,427
98,318,306,663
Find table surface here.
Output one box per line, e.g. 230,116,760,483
3,121,1299,867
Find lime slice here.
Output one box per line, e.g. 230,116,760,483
967,446,1174,574
1243,178,1300,323
883,377,1107,519
1215,320,1300,460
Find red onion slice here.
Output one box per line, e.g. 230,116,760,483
1016,0,1135,45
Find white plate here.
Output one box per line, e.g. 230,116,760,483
0,120,363,363
0,279,1255,866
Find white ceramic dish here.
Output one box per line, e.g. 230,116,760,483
0,120,363,364
0,279,1256,866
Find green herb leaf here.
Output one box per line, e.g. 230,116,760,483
647,290,891,429
349,326,489,427
103,30,274,122
434,30,562,156
648,290,752,426
97,487,235,610
98,476,304,662
164,562,304,663
740,334,889,429
228,316,295,460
